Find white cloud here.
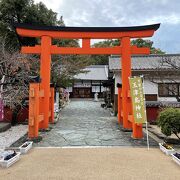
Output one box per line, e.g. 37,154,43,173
33,0,180,53
34,0,63,13
34,0,180,26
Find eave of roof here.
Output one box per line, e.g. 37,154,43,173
110,54,180,58
13,23,160,32
109,54,180,71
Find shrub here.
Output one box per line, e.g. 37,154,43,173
158,108,180,140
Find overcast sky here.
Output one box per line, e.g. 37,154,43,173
34,0,180,53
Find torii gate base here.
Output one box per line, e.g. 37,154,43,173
15,23,160,140
28,82,54,138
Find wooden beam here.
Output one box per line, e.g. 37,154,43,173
21,45,41,54
131,46,150,54
50,45,122,55
21,45,149,55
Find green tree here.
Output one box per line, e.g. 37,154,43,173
90,39,120,65
93,39,120,48
90,38,165,65
0,0,60,49
131,38,165,54
158,108,180,140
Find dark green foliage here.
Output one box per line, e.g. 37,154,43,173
90,55,109,65
131,38,165,54
90,38,165,65
93,39,120,48
158,108,180,140
90,39,120,65
0,0,61,49
0,0,86,88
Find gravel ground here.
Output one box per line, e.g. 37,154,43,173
1,147,180,180
0,125,28,149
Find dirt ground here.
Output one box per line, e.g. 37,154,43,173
0,147,179,180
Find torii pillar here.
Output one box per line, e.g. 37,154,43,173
121,37,132,129
39,36,52,129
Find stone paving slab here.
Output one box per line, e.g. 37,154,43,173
35,100,158,147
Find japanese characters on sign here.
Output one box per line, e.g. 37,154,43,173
129,77,147,124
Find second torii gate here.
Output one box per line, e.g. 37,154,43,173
14,23,160,139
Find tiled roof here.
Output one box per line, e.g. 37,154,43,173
146,101,180,108
74,65,108,80
109,54,180,70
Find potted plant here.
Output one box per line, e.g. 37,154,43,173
19,141,33,154
159,142,175,155
0,150,21,168
171,152,180,166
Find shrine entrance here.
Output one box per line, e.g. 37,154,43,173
14,23,160,140
73,87,91,98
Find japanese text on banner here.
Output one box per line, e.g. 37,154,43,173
129,77,147,123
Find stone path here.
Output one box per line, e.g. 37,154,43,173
35,99,158,147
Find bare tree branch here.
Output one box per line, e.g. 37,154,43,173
0,36,38,111
147,56,180,102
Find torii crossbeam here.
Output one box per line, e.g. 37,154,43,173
14,23,160,139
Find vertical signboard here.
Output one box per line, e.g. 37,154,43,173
129,76,146,123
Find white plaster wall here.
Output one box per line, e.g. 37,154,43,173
158,97,177,102
114,72,158,95
114,72,122,94
143,80,158,94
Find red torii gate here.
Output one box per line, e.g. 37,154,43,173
14,23,160,139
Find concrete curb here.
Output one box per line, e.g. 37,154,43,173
0,122,11,133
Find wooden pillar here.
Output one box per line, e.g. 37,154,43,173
132,123,143,138
28,83,40,138
121,37,132,129
39,36,52,129
117,83,122,124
